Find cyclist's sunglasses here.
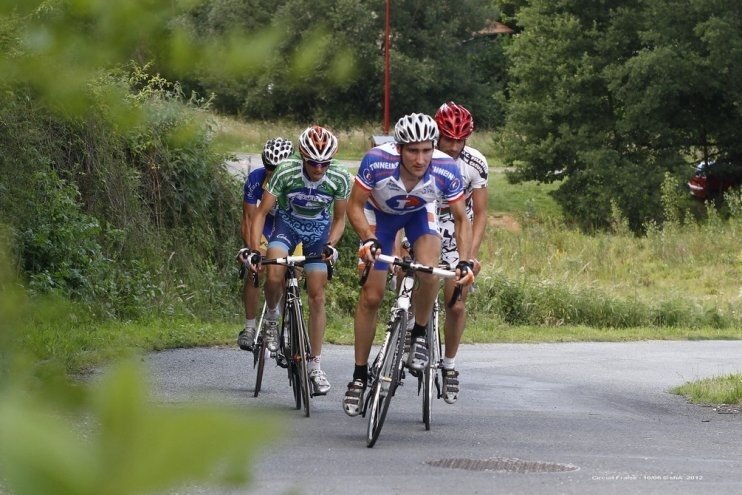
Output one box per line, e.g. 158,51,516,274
306,159,331,169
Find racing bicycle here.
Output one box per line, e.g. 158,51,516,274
247,254,330,417
359,252,459,447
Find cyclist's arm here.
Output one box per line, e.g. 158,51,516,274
347,182,374,241
328,198,348,246
449,199,473,261
241,201,255,247
250,192,276,251
471,187,488,258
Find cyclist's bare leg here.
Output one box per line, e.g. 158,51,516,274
305,269,329,355
306,267,332,394
442,276,468,359
244,273,261,320
239,244,267,349
244,243,268,320
263,246,288,311
354,269,387,365
409,234,441,327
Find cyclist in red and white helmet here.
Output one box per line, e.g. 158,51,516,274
342,113,475,417
434,101,489,405
248,125,351,396
237,138,295,352
298,124,339,163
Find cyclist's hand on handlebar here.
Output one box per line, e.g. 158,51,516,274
358,238,381,264
455,260,475,286
246,250,262,272
236,247,251,264
323,243,339,264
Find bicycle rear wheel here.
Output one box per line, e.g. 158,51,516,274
366,312,407,448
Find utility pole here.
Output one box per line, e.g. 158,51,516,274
383,0,391,134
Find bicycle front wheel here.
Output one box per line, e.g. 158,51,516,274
253,302,268,398
253,336,266,398
422,310,440,430
293,302,311,418
366,312,407,447
285,306,302,411
287,300,310,417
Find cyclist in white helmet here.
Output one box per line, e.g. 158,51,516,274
342,113,475,416
237,137,296,351
434,102,489,404
247,125,351,396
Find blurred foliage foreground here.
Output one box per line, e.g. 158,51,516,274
0,258,276,495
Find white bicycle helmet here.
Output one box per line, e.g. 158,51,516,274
393,113,439,145
298,125,338,162
261,137,294,170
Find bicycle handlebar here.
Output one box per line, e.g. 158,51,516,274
245,254,334,281
258,255,325,266
375,254,457,279
359,253,462,308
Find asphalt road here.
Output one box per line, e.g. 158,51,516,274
145,340,742,495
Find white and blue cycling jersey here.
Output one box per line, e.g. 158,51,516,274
355,142,466,269
243,167,277,238
355,142,465,214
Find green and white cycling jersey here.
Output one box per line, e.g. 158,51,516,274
266,158,351,220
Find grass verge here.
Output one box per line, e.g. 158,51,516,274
16,304,742,376
672,374,742,405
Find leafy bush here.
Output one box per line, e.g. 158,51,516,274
0,65,242,320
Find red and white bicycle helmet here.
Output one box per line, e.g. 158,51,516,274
434,102,474,140
393,113,439,145
298,125,338,162
261,137,294,170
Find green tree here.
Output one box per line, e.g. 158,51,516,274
497,0,742,231
179,0,507,127
389,0,501,122
176,0,371,123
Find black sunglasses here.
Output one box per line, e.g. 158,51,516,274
307,160,330,168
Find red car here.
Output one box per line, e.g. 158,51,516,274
688,160,742,200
